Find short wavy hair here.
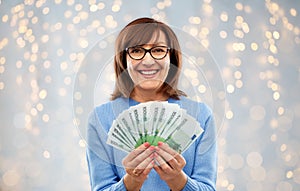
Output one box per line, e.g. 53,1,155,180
111,17,186,100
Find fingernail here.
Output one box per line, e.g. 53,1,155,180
144,142,150,147
149,146,155,151
158,141,163,147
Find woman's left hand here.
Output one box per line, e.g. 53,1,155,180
153,142,187,191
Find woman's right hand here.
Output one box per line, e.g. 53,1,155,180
122,142,155,191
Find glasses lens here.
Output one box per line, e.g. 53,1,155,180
127,47,145,60
151,46,168,59
127,46,169,60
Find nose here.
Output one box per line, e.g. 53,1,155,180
142,52,154,65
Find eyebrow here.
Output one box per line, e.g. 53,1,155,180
135,43,168,47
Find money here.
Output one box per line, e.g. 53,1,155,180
106,101,203,153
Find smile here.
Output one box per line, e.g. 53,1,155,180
138,70,159,75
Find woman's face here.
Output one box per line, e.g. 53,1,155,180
126,31,170,93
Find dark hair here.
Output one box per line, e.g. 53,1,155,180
111,17,186,100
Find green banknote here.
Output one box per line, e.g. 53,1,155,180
106,101,203,153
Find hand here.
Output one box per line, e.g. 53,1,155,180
122,142,155,191
154,142,187,191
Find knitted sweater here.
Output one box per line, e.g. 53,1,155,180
86,96,217,191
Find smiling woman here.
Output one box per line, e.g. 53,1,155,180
126,32,171,101
111,17,186,102
86,17,217,191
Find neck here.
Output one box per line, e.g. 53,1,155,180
130,88,168,102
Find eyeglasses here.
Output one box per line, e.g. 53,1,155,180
126,46,170,60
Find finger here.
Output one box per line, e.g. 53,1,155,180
123,142,150,164
156,143,177,164
142,160,154,175
164,154,186,171
135,153,155,170
158,141,178,156
154,152,172,174
153,163,164,175
130,170,148,179
159,142,186,167
173,153,186,168
156,150,178,171
125,145,155,169
156,143,185,171
132,146,155,165
132,156,154,177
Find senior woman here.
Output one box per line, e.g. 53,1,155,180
86,17,217,191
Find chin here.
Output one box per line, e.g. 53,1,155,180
136,80,164,91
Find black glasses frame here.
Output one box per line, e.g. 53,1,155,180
126,46,170,60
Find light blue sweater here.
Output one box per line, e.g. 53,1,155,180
86,96,217,191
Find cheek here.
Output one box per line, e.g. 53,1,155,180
126,59,139,69
126,60,138,82
160,58,170,70
162,55,170,66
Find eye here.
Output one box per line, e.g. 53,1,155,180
129,47,143,54
152,47,167,53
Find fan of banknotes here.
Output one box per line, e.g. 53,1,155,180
107,101,203,153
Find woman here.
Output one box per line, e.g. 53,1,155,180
86,17,217,191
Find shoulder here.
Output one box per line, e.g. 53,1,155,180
179,96,213,118
94,101,113,116
93,97,127,116
89,97,127,132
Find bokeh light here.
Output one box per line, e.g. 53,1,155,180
0,0,299,190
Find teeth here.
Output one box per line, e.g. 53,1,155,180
140,70,158,75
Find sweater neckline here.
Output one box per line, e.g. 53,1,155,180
128,97,180,107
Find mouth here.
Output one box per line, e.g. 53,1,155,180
138,69,159,77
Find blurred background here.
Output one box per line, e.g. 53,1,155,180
0,0,300,190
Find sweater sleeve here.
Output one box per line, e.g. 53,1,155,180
182,104,217,191
86,107,127,191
